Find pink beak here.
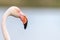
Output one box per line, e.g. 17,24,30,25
19,13,28,29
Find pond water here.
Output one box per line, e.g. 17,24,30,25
0,7,60,40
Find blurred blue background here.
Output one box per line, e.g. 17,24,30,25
0,0,60,40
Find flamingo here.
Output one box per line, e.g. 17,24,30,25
1,6,28,40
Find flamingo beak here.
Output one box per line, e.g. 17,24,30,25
24,20,28,29
19,14,28,29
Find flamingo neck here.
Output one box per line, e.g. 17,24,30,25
2,12,10,40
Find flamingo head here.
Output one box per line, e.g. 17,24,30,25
10,6,28,29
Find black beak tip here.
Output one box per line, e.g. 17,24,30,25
24,21,28,29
